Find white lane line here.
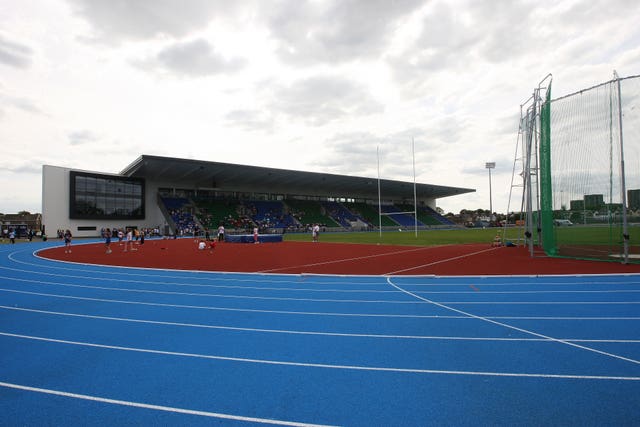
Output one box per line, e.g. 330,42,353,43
0,264,390,290
0,288,441,317
3,278,640,305
387,278,640,366
2,332,639,381
0,381,336,427
10,265,640,295
4,287,640,320
0,280,409,303
3,305,640,343
437,301,640,304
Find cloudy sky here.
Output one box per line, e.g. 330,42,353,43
1,0,639,215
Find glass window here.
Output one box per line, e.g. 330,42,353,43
70,171,145,219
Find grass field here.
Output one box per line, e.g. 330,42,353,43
284,227,503,246
284,224,640,250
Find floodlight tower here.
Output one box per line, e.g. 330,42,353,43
486,162,495,221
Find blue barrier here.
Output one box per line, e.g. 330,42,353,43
225,234,283,243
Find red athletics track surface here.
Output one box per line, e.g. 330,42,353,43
38,239,640,276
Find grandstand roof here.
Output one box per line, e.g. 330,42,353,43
121,155,474,202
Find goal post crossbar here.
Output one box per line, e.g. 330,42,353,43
380,211,416,216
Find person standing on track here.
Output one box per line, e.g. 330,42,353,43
253,226,259,244
104,228,112,254
124,228,136,252
63,229,72,253
312,223,320,242
217,224,225,242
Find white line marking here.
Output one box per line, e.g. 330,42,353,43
385,247,500,275
0,288,430,317
2,332,639,380
0,264,390,290
4,277,640,305
9,263,640,295
10,250,640,283
257,246,441,273
3,288,640,320
0,332,640,381
387,278,640,366
437,301,640,305
0,381,336,427
3,305,639,342
0,283,413,304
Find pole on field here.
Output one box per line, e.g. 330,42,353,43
486,162,495,222
377,145,382,238
614,70,629,263
413,138,418,237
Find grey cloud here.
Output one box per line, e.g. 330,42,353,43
309,130,438,179
494,112,521,136
0,35,34,68
1,162,42,174
224,109,275,132
0,93,45,116
66,0,233,42
68,130,99,146
387,1,537,90
268,76,384,126
460,155,511,177
266,0,425,65
309,131,383,175
386,6,478,90
141,38,247,76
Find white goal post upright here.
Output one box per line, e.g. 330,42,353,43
377,140,419,238
377,145,382,238
412,137,418,237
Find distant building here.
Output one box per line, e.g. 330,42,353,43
584,194,605,210
570,199,584,211
1,213,42,237
42,155,475,237
628,189,640,210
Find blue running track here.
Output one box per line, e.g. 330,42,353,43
1,240,640,426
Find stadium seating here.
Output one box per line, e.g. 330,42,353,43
194,198,242,229
246,200,297,229
321,201,358,228
160,196,198,235
380,204,424,227
285,200,339,228
163,194,456,234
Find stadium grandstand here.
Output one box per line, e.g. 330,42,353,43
42,154,474,238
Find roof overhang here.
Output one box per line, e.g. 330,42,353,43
121,155,474,201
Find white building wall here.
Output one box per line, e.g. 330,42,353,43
42,165,168,238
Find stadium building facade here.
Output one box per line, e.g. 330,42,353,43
42,155,474,237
